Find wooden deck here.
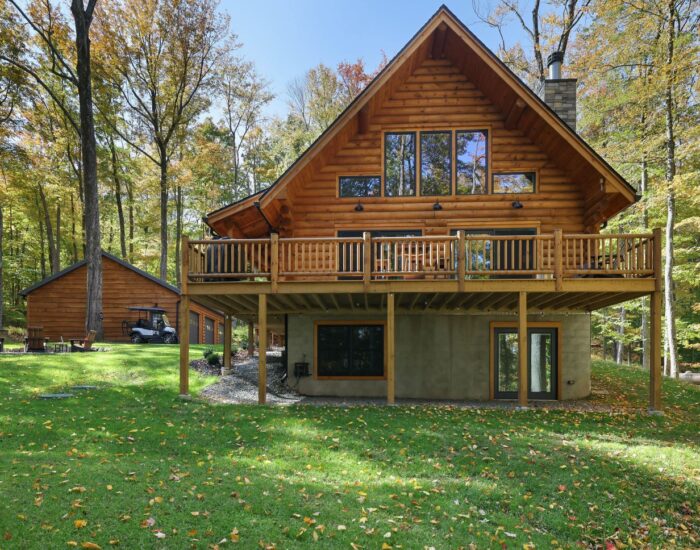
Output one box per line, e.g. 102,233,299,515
183,230,660,314
178,230,663,411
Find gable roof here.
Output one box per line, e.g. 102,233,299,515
205,4,636,237
19,251,181,296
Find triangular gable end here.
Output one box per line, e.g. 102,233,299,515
205,5,636,237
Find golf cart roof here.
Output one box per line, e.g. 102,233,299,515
127,306,167,313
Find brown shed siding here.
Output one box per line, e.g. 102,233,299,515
25,255,223,342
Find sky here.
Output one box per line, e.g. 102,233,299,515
217,0,519,119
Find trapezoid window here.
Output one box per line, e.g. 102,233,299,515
493,172,536,194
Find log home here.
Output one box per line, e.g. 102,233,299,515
179,6,662,409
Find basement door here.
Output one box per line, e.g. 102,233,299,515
493,327,557,400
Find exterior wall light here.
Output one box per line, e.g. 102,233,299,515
433,201,443,211
355,202,364,212
511,201,523,209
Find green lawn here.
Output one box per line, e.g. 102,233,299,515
0,346,698,548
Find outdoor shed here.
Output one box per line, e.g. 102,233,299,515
19,252,224,344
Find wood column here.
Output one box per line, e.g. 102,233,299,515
248,322,254,357
179,235,190,397
258,294,267,404
222,315,232,375
650,228,663,411
650,291,662,411
387,292,395,404
518,291,528,407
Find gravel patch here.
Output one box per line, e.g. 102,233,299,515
197,353,615,412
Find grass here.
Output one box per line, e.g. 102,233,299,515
0,346,698,549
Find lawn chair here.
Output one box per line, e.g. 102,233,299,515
24,326,48,352
70,330,97,352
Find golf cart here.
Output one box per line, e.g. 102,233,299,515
122,306,178,344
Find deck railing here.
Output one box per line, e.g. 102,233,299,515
185,230,660,286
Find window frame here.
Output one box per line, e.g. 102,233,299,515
338,175,382,198
492,171,537,194
455,129,489,195
419,130,452,197
314,320,387,380
383,131,417,197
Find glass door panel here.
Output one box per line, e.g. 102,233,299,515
493,327,557,400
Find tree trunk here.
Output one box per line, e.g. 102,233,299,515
109,138,127,258
37,195,46,280
126,177,134,262
55,203,60,271
70,193,78,262
615,306,625,364
663,0,678,378
640,156,649,370
159,152,168,281
0,206,3,331
71,0,102,339
37,183,58,274
175,183,182,288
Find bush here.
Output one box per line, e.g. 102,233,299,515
206,352,221,366
2,326,26,343
203,348,215,359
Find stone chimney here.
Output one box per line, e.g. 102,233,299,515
543,51,577,131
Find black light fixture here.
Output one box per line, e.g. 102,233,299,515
433,201,443,211
354,202,364,212
511,200,523,209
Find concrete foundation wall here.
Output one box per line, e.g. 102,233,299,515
286,312,591,401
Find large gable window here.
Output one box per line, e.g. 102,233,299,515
493,172,536,193
420,131,452,196
456,130,488,194
316,323,385,378
384,132,416,196
339,176,381,197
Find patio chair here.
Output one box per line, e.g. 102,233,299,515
70,330,97,352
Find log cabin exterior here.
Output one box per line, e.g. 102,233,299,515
179,6,662,409
20,252,224,344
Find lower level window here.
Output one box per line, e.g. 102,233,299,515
316,323,384,378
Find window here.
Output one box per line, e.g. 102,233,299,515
456,130,487,194
420,131,451,195
493,172,535,193
384,132,416,196
316,323,384,378
339,176,381,198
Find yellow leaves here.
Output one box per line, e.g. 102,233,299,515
381,544,393,550
229,528,239,542
69,486,86,494
73,519,87,529
81,543,101,550
106,485,113,491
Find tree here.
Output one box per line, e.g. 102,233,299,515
473,0,592,85
220,57,273,195
98,0,226,281
1,0,103,338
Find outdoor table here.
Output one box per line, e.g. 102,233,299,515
53,342,69,353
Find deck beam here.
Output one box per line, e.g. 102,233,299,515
258,294,267,404
518,291,528,407
387,293,396,404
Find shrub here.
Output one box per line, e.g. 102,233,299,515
206,352,221,366
203,348,214,359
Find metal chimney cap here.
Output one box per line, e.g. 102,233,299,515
547,51,565,67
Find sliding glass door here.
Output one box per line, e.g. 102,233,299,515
493,327,557,399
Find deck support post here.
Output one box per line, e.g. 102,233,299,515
649,227,663,412
362,232,371,291
258,294,267,404
248,322,254,357
179,235,190,397
553,229,563,292
387,292,396,404
222,315,232,375
518,291,528,408
457,230,466,292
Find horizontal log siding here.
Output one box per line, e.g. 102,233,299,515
26,256,223,342
284,58,584,238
